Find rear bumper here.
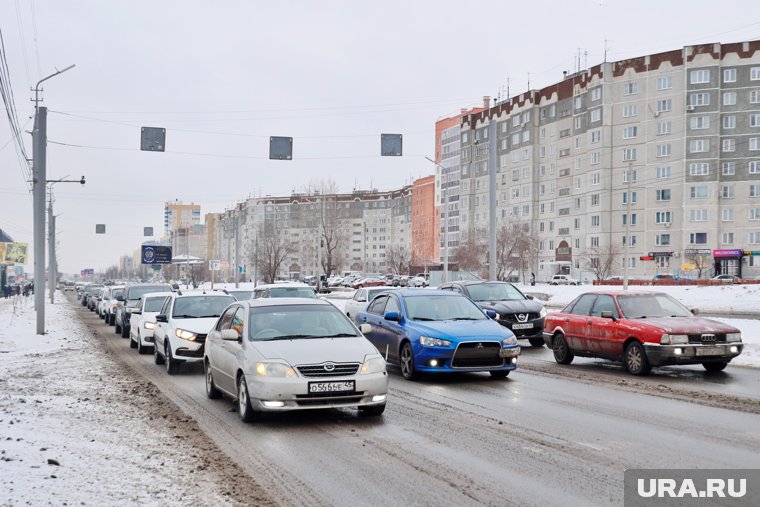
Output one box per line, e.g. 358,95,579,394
643,343,743,366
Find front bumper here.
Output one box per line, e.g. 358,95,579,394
247,372,388,411
170,338,204,362
644,342,743,366
496,317,545,339
413,343,520,373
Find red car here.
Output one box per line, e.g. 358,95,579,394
543,291,744,375
352,277,386,289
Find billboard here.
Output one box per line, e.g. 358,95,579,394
141,245,172,264
1,242,29,264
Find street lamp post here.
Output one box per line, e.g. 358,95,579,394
46,176,85,303
425,157,449,284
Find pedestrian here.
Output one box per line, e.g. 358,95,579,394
3,284,9,298
22,283,30,297
530,272,536,286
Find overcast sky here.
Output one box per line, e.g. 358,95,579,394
1,0,759,275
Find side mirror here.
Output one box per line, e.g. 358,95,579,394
220,329,241,341
384,311,400,322
155,314,168,323
486,310,498,319
360,323,372,335
208,330,221,341
526,295,534,300
600,311,616,321
691,308,699,316
357,297,367,303
115,295,125,302
131,309,142,315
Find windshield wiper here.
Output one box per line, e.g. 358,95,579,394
451,317,478,321
261,334,312,340
412,317,436,321
198,314,221,318
172,314,199,319
316,333,358,338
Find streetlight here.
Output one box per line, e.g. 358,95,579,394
424,157,449,284
46,175,86,303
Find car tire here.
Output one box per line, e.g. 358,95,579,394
154,339,165,365
237,374,256,422
165,343,177,375
528,337,545,347
552,333,574,364
399,341,418,380
129,332,137,349
205,361,222,399
702,361,728,373
489,370,510,378
136,332,147,355
358,403,386,417
624,341,651,376
120,323,129,338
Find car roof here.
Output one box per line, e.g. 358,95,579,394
256,283,311,289
577,290,665,296
140,291,174,299
453,280,511,286
172,292,236,299
395,289,460,297
243,297,332,308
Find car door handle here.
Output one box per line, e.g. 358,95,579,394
587,320,592,324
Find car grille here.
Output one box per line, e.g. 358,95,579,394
451,341,504,368
500,312,540,323
296,362,360,378
195,333,207,343
294,392,365,406
688,333,726,344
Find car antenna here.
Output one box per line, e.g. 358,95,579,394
177,290,183,296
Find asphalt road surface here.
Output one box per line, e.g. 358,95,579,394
74,299,760,507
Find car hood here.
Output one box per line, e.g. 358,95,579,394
251,336,378,364
625,317,740,334
172,317,218,335
142,311,160,322
476,299,543,315
408,319,509,340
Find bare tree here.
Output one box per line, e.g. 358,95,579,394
495,224,519,281
312,179,348,277
583,241,622,281
386,245,411,275
253,220,294,284
456,227,486,276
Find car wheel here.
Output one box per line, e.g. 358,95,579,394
358,403,386,417
528,337,545,347
205,361,222,399
624,341,651,376
120,323,129,338
399,342,418,380
129,331,137,349
552,333,574,365
702,361,728,373
153,339,165,365
165,343,177,375
115,319,121,334
136,332,147,355
489,370,510,378
237,374,256,422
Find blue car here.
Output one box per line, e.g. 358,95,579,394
355,290,520,380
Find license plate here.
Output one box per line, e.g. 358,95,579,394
696,346,725,356
500,347,521,358
308,381,355,393
512,323,534,330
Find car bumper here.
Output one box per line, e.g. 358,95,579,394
170,340,204,362
413,344,520,373
247,372,388,411
643,343,743,366
496,318,545,339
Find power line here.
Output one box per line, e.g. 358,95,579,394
29,0,42,78
13,0,31,90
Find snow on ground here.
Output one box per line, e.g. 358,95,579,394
0,294,269,506
709,317,760,368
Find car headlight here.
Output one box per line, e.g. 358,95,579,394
360,355,386,374
502,335,518,346
175,328,198,341
111,302,118,308
539,308,547,319
660,334,688,345
420,336,451,347
726,332,742,343
144,322,155,330
255,362,296,378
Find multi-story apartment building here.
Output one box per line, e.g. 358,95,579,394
455,39,760,281
163,201,201,238
411,175,437,266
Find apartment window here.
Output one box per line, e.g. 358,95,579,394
523,148,530,160
575,97,582,110
575,137,581,149
722,162,736,175
522,111,531,123
591,151,601,165
591,194,600,206
576,176,582,189
512,116,520,127
689,232,708,244
574,117,582,130
689,162,709,175
591,172,601,185
522,166,530,179
723,208,734,221
575,238,580,249
656,189,671,201
631,213,637,225
512,151,519,163
590,130,601,143
623,169,637,182
511,188,520,199
723,139,736,152
750,232,760,244
752,67,760,81
655,99,672,113
655,211,672,224
575,197,582,208
483,129,488,139
623,104,637,117
690,186,708,199
549,104,556,117
623,148,637,161
656,121,671,135
690,140,708,153
656,166,671,179
723,232,735,245
751,185,760,198
591,87,602,101
690,69,710,84
750,161,760,174
656,234,670,246
689,209,708,222
689,93,710,106
751,208,760,220
657,144,672,157
590,108,601,122
574,218,581,229
623,126,637,139
690,116,710,129
657,76,672,90
591,215,600,227
724,68,736,82
511,133,520,145
559,148,571,157
559,187,571,197
623,82,637,95
522,130,530,142
751,90,760,104
724,115,736,129
751,138,760,151
622,191,637,204
723,91,737,106
751,114,760,127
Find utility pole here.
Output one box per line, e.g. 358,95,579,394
488,119,498,281
48,191,55,303
234,214,240,288
425,156,449,283
316,198,323,291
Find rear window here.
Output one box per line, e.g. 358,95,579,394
127,285,172,300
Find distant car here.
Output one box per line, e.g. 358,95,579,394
543,291,744,375
115,283,173,338
224,289,254,301
355,290,520,380
82,284,103,309
345,286,399,322
409,276,428,288
712,274,739,283
351,277,386,289
128,292,173,354
100,286,125,325
204,297,388,421
251,283,317,299
652,274,675,282
439,281,547,347
153,293,236,374
549,275,578,285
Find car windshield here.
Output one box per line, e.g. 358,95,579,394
248,305,359,341
405,295,487,321
144,296,168,312
112,288,125,299
226,290,253,300
617,294,693,319
128,285,172,301
172,296,235,318
86,285,103,294
466,283,525,302
267,287,316,298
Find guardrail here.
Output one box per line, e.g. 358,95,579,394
593,279,760,286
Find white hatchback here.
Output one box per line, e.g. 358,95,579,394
345,286,399,323
129,292,173,354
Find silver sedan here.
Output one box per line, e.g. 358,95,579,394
204,298,388,422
